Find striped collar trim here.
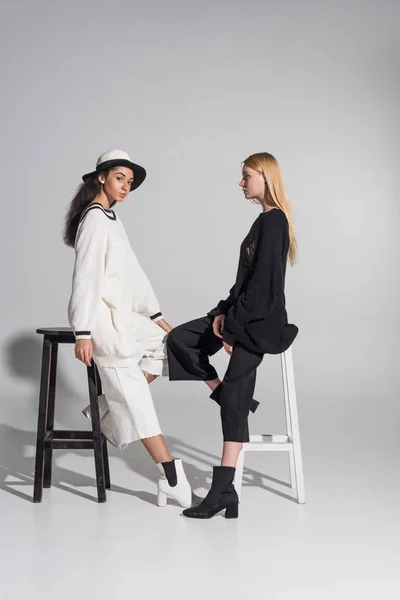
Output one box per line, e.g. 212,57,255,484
79,202,116,223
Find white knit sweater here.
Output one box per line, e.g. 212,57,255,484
68,203,164,366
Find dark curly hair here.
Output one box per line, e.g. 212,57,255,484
63,170,112,247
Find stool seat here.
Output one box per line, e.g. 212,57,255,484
33,328,110,503
36,327,75,341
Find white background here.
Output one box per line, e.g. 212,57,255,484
0,2,399,598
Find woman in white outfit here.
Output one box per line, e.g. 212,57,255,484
63,149,191,509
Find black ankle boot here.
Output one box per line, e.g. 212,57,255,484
182,466,239,519
210,384,259,414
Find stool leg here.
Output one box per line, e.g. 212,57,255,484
282,348,306,504
87,362,106,503
282,351,296,494
44,343,58,488
102,438,111,489
33,338,52,503
234,447,245,502
95,363,103,396
95,363,110,490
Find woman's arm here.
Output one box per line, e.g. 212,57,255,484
155,317,173,333
222,215,285,347
68,210,108,341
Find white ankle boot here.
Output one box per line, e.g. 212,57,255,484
156,458,192,508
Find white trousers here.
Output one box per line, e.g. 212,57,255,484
85,317,169,450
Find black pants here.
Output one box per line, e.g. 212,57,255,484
167,315,264,443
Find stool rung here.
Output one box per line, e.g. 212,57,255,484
244,442,293,452
249,434,289,443
244,435,292,452
44,430,97,450
45,430,94,441
45,439,95,450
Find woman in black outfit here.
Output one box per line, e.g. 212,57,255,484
167,152,298,519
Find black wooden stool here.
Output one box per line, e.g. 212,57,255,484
33,327,111,503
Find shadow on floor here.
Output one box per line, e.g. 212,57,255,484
1,330,295,505
0,423,295,505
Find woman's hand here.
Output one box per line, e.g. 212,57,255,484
212,314,225,339
75,339,93,366
142,370,158,384
214,315,233,354
223,341,233,356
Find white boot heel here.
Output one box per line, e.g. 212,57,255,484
156,458,192,509
157,491,168,507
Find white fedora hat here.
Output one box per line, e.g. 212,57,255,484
82,149,146,191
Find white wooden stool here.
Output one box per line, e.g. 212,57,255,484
234,347,305,503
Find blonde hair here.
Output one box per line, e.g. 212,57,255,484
243,152,297,265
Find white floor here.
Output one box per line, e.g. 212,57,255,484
1,381,399,600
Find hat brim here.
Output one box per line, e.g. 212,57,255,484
82,159,147,191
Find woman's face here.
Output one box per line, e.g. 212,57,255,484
239,166,265,201
100,166,134,202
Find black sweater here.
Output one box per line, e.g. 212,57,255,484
208,209,298,354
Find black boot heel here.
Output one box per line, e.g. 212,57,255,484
182,466,239,519
225,504,239,519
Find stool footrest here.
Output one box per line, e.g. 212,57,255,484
46,430,94,440
249,434,290,443
44,430,105,450
45,440,95,450
244,443,293,452
244,434,292,452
